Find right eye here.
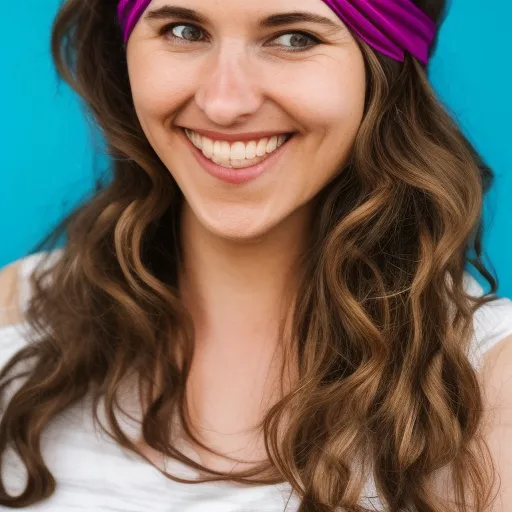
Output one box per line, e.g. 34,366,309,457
161,23,206,43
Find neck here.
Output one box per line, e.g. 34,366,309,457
179,203,312,345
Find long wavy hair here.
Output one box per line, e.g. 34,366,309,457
0,0,502,510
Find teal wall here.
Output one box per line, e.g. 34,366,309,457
1,0,511,295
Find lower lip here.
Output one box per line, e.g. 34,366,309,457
180,129,294,185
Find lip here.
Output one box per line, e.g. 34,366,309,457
180,128,294,185
182,127,292,143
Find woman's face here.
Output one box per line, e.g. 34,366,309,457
126,0,366,240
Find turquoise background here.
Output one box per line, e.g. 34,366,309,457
1,0,511,295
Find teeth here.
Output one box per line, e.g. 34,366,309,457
230,141,246,160
184,129,289,167
202,137,213,158
266,136,278,153
245,141,257,159
256,139,268,157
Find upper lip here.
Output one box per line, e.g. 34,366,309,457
182,127,293,142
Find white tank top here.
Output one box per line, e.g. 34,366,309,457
2,250,512,511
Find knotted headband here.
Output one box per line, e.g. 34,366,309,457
117,0,436,65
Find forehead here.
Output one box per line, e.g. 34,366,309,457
145,0,340,23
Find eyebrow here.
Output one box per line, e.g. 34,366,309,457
144,5,344,33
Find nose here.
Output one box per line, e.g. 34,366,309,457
195,45,263,126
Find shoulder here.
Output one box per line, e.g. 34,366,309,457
1,252,50,327
464,272,512,509
0,249,65,325
0,250,64,402
463,273,512,370
0,257,26,327
476,334,512,511
0,249,64,355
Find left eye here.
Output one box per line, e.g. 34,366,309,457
271,32,321,51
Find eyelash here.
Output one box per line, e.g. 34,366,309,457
159,23,322,52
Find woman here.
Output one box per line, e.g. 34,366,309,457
1,0,511,510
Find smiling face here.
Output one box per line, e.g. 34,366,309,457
126,0,366,240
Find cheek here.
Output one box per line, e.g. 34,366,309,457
278,58,366,134
281,58,365,197
276,56,365,175
127,51,197,121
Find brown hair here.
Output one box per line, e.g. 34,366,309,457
0,0,502,510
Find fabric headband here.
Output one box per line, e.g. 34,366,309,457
117,0,436,65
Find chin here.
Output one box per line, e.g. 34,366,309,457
192,203,283,242
203,216,277,242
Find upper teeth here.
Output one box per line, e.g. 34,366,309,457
184,129,288,163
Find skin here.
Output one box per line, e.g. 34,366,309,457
125,0,366,471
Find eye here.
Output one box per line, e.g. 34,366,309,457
159,23,321,52
270,32,322,52
162,23,206,43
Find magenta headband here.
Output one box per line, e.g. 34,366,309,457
117,0,436,65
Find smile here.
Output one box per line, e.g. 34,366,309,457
183,128,293,169
181,128,295,185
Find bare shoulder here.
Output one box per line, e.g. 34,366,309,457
0,259,24,327
478,334,512,511
480,333,512,393
480,332,512,412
